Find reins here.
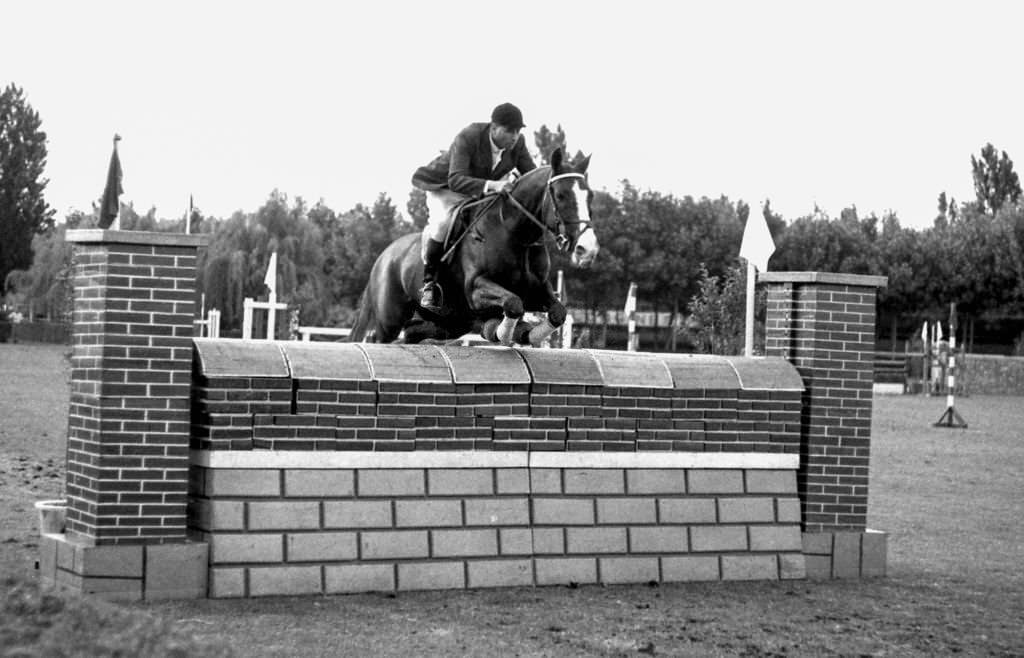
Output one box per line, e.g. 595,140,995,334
441,169,591,262
501,171,590,251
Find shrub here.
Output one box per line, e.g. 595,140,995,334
0,575,231,657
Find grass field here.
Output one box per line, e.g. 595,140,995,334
1,342,1022,656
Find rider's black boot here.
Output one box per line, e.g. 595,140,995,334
420,238,444,311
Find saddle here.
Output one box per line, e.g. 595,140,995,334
440,195,502,264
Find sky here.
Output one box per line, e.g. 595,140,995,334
4,1,1023,230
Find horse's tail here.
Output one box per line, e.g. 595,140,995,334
347,285,373,342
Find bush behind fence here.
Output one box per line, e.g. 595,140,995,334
1,321,70,344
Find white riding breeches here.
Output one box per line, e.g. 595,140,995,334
420,170,519,262
422,189,469,262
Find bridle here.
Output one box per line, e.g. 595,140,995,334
502,170,593,251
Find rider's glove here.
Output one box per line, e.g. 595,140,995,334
484,177,515,195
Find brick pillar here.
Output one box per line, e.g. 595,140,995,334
36,230,210,601
761,272,889,578
63,229,208,545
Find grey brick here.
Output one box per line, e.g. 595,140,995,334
323,500,393,528
566,527,627,554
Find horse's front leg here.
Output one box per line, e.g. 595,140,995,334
524,285,566,347
524,244,566,347
468,276,524,346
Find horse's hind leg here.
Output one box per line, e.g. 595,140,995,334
403,313,468,344
520,282,567,347
524,301,566,347
402,317,439,344
513,320,534,345
469,276,524,346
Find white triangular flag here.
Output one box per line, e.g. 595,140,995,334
739,208,776,272
264,252,278,297
624,282,637,315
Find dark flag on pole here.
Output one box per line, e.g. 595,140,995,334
98,134,123,229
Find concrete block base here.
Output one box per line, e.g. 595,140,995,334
192,452,814,597
38,533,208,601
802,529,887,579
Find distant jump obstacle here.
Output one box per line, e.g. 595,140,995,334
38,230,888,601
934,303,968,428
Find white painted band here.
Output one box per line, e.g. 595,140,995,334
192,450,527,469
529,452,798,470
192,450,798,470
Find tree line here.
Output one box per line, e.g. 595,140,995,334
3,83,1024,351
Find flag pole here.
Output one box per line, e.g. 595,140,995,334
99,133,123,230
112,134,121,230
738,201,776,359
264,252,278,340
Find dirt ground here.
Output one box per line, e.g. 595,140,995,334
1,342,1022,656
0,343,68,577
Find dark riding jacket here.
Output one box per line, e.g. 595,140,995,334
412,122,536,198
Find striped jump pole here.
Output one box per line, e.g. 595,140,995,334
934,302,967,428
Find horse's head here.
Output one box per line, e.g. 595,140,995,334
546,148,599,267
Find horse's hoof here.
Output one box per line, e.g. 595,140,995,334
481,319,500,342
528,318,559,347
513,323,533,346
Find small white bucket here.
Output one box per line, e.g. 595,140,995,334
34,499,67,534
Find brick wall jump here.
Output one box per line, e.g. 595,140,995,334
191,341,805,455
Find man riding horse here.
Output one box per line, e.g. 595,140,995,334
411,102,537,311
348,104,597,345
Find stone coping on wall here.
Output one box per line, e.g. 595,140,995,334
758,271,888,288
65,228,210,248
191,450,800,470
193,339,806,391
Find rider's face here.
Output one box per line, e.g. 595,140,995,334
491,124,520,150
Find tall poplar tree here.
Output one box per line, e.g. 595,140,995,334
971,143,1022,215
0,84,54,288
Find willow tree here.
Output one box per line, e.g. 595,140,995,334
198,191,327,332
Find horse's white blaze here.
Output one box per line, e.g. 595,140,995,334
574,184,591,225
571,182,599,266
572,227,598,266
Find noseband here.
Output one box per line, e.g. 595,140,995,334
503,171,592,252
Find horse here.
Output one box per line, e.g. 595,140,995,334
349,148,598,345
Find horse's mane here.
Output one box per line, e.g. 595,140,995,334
508,166,552,204
513,165,552,190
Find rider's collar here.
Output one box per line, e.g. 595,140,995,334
488,133,504,169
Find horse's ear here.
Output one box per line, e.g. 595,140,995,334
550,147,564,171
575,153,592,174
